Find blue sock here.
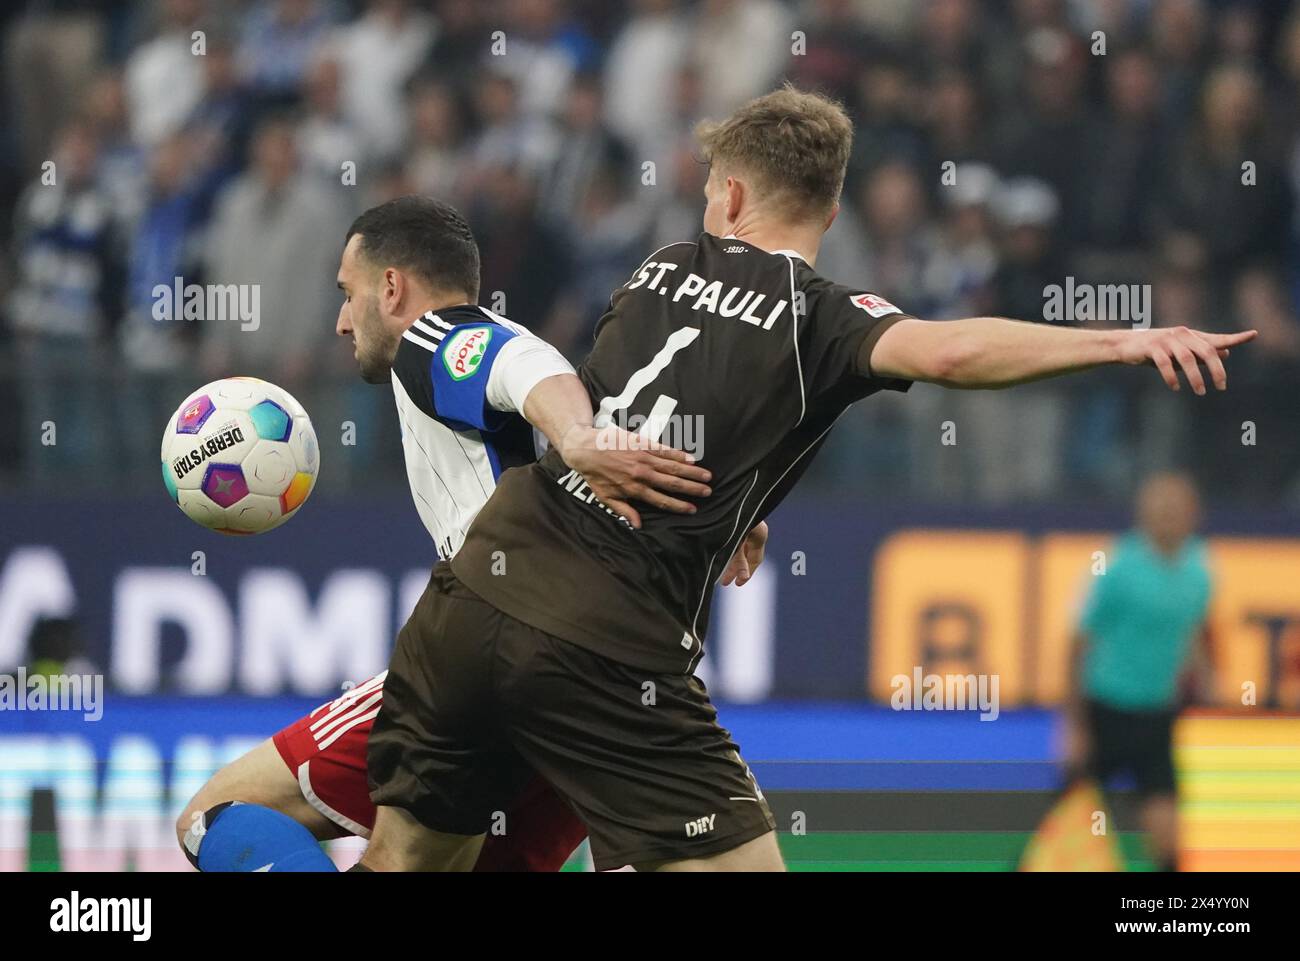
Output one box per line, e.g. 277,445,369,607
185,801,339,872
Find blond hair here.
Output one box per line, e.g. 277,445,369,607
696,85,854,222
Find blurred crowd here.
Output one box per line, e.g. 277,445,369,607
1,0,1298,507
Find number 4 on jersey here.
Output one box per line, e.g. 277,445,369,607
595,326,700,444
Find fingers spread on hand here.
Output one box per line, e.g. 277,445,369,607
1189,333,1227,390
1152,350,1180,391
606,498,641,529
721,555,749,587
644,454,711,486
643,462,710,497
1171,343,1205,394
620,431,701,465
639,440,691,461
637,486,697,515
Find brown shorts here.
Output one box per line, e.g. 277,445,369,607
368,562,776,870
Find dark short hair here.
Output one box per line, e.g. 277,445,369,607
345,196,481,301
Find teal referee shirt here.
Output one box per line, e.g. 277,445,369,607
1079,531,1212,711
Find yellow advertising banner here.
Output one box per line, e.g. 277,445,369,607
869,531,1300,708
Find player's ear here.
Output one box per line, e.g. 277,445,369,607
382,267,404,315
726,176,744,226
823,202,839,233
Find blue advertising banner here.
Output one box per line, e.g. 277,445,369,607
2,495,1299,703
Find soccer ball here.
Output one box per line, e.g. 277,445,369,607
161,377,319,534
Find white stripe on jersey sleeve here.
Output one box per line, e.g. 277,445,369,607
410,317,447,341
403,327,442,352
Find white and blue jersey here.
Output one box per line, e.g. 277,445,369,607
391,304,558,560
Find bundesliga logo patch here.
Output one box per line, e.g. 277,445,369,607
850,293,902,318
441,326,493,381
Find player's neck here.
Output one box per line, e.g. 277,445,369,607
1143,530,1187,559
403,291,476,329
722,226,822,267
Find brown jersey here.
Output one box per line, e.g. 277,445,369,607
453,232,912,673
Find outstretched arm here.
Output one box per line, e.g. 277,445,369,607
866,317,1258,393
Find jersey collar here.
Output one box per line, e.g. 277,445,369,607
720,234,806,262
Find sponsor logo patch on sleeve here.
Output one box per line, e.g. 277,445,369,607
441,326,493,381
850,293,902,318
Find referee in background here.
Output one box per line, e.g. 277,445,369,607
1064,472,1216,871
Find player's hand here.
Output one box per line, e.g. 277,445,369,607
721,522,768,587
558,424,711,529
1116,326,1257,395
